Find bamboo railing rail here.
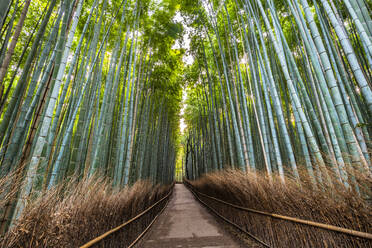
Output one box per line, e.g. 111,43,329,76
186,182,271,247
185,182,372,240
127,194,170,248
79,186,173,248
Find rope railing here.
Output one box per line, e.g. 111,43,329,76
184,181,372,240
79,186,173,248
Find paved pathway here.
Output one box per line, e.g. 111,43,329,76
139,184,242,247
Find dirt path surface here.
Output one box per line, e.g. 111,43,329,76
139,184,242,248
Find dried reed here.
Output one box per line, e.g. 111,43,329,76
0,176,171,247
187,169,372,247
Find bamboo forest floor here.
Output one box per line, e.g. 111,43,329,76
137,183,242,248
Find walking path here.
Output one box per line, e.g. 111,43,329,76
139,184,241,247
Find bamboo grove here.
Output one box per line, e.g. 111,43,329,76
182,0,371,189
0,0,183,232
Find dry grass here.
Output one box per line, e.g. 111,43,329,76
0,167,24,208
0,176,172,247
187,169,372,247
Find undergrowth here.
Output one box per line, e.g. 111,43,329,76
187,169,372,247
0,176,172,247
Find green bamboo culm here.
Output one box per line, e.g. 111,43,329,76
0,0,371,235
183,0,371,190
0,0,182,233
